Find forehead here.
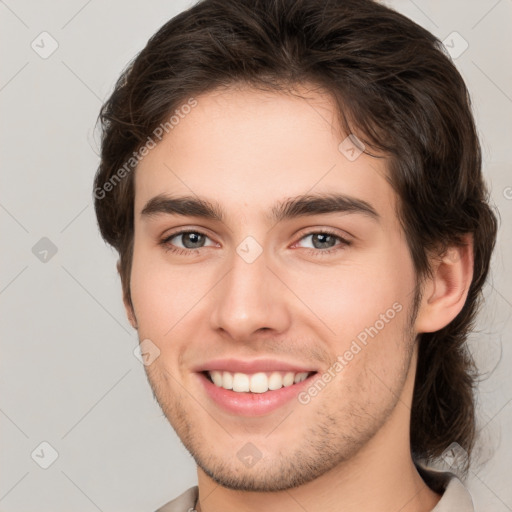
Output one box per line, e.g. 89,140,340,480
134,85,398,225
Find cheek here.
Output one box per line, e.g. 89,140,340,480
129,245,181,334
129,225,416,346
129,244,217,337
285,249,414,341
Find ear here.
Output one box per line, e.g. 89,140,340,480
414,234,474,333
117,260,138,330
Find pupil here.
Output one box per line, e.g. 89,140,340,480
183,232,204,249
313,233,335,249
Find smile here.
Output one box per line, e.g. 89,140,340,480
197,362,319,416
205,370,313,393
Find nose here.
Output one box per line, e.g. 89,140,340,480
209,246,292,342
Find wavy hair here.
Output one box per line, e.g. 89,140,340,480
93,0,498,473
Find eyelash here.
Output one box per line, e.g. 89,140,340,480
159,229,351,257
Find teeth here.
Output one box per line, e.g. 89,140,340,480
249,372,268,393
283,372,295,387
232,373,250,392
207,370,310,393
210,370,223,387
295,372,309,383
268,371,284,390
222,371,233,390
294,372,307,383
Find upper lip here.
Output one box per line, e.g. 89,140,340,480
194,358,318,374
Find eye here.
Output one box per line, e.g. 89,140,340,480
294,230,351,255
160,230,217,254
159,228,351,257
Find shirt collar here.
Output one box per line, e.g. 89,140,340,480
415,461,475,511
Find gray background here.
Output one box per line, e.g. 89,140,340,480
0,0,511,510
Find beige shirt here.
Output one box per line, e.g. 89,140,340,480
155,465,474,512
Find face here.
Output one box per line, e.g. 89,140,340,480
128,85,421,491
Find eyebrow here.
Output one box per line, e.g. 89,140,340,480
140,193,380,224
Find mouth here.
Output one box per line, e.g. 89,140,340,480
203,370,317,393
197,367,319,416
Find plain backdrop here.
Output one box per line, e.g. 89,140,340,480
1,0,511,510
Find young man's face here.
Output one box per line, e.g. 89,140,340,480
128,85,422,491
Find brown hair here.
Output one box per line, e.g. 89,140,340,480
93,0,498,473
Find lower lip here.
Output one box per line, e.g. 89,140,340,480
197,372,317,417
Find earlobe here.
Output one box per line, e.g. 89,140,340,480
414,234,474,333
124,298,138,330
117,260,138,330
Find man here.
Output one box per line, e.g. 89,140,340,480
93,0,497,510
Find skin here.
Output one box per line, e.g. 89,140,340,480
124,84,474,512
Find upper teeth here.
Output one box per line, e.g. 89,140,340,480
208,371,309,393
